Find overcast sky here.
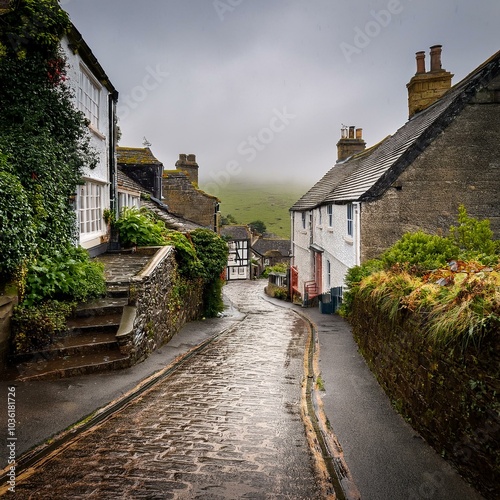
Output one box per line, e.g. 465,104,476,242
63,0,499,191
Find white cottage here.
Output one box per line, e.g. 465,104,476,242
290,46,500,306
63,25,119,256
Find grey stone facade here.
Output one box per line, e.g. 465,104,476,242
361,100,500,261
119,247,203,364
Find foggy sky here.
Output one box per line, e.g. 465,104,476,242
63,0,499,191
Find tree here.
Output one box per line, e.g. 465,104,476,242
0,0,97,283
248,220,266,234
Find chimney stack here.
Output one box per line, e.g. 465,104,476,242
407,45,453,119
337,126,366,162
175,153,199,185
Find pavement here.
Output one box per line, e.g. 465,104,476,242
0,281,483,499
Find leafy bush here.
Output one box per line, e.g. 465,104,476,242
190,229,228,282
380,231,459,272
273,287,289,300
23,245,106,306
190,229,229,317
114,207,166,247
164,229,203,279
449,204,499,264
338,259,384,317
11,300,75,354
261,262,289,278
0,163,36,280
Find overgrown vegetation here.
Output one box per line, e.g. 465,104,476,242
1,1,109,352
22,245,106,307
261,262,289,278
11,300,75,354
0,1,97,286
113,207,229,317
341,206,499,348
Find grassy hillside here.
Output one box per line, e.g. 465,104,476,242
200,180,308,239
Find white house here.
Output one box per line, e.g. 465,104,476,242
290,138,363,302
290,46,500,306
62,25,119,257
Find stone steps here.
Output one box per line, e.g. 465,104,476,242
10,290,132,381
14,349,131,382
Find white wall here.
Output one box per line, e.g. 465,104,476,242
292,203,360,299
62,35,112,250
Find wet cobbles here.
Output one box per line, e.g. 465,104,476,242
14,282,323,499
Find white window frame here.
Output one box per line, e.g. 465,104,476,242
78,181,105,237
78,65,100,129
347,203,354,236
301,212,306,229
118,191,140,215
318,206,322,226
326,259,331,288
327,204,333,227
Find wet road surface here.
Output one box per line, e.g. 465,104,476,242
12,282,325,499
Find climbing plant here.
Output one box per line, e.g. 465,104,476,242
0,0,97,284
190,229,229,317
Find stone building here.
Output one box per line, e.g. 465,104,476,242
290,46,500,302
163,154,220,232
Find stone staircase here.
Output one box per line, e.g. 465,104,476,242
11,288,132,382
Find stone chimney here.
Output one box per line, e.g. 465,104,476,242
406,45,453,119
336,126,366,162
175,153,199,185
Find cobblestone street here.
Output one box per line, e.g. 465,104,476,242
13,282,324,499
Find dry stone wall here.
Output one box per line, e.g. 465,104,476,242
121,246,203,364
350,297,499,499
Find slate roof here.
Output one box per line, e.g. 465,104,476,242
252,238,291,257
117,147,163,166
220,225,252,240
117,169,203,233
291,49,500,210
117,168,148,193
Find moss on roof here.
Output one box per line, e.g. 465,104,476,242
117,147,163,166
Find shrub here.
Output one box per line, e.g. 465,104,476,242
114,207,166,247
0,164,36,281
262,262,288,278
23,245,106,306
380,231,459,272
273,287,289,300
163,230,203,279
11,300,75,354
190,229,229,317
449,204,499,264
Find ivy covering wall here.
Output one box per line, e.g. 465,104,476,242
0,0,96,284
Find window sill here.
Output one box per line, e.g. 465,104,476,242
343,236,354,245
89,124,106,141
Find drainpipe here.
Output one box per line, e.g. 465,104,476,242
108,90,119,218
353,202,361,266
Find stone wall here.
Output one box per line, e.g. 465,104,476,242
360,100,500,262
121,246,204,364
162,171,218,229
350,297,500,499
0,295,17,373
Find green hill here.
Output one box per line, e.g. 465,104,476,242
200,180,308,239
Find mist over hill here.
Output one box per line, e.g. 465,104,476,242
200,178,310,239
